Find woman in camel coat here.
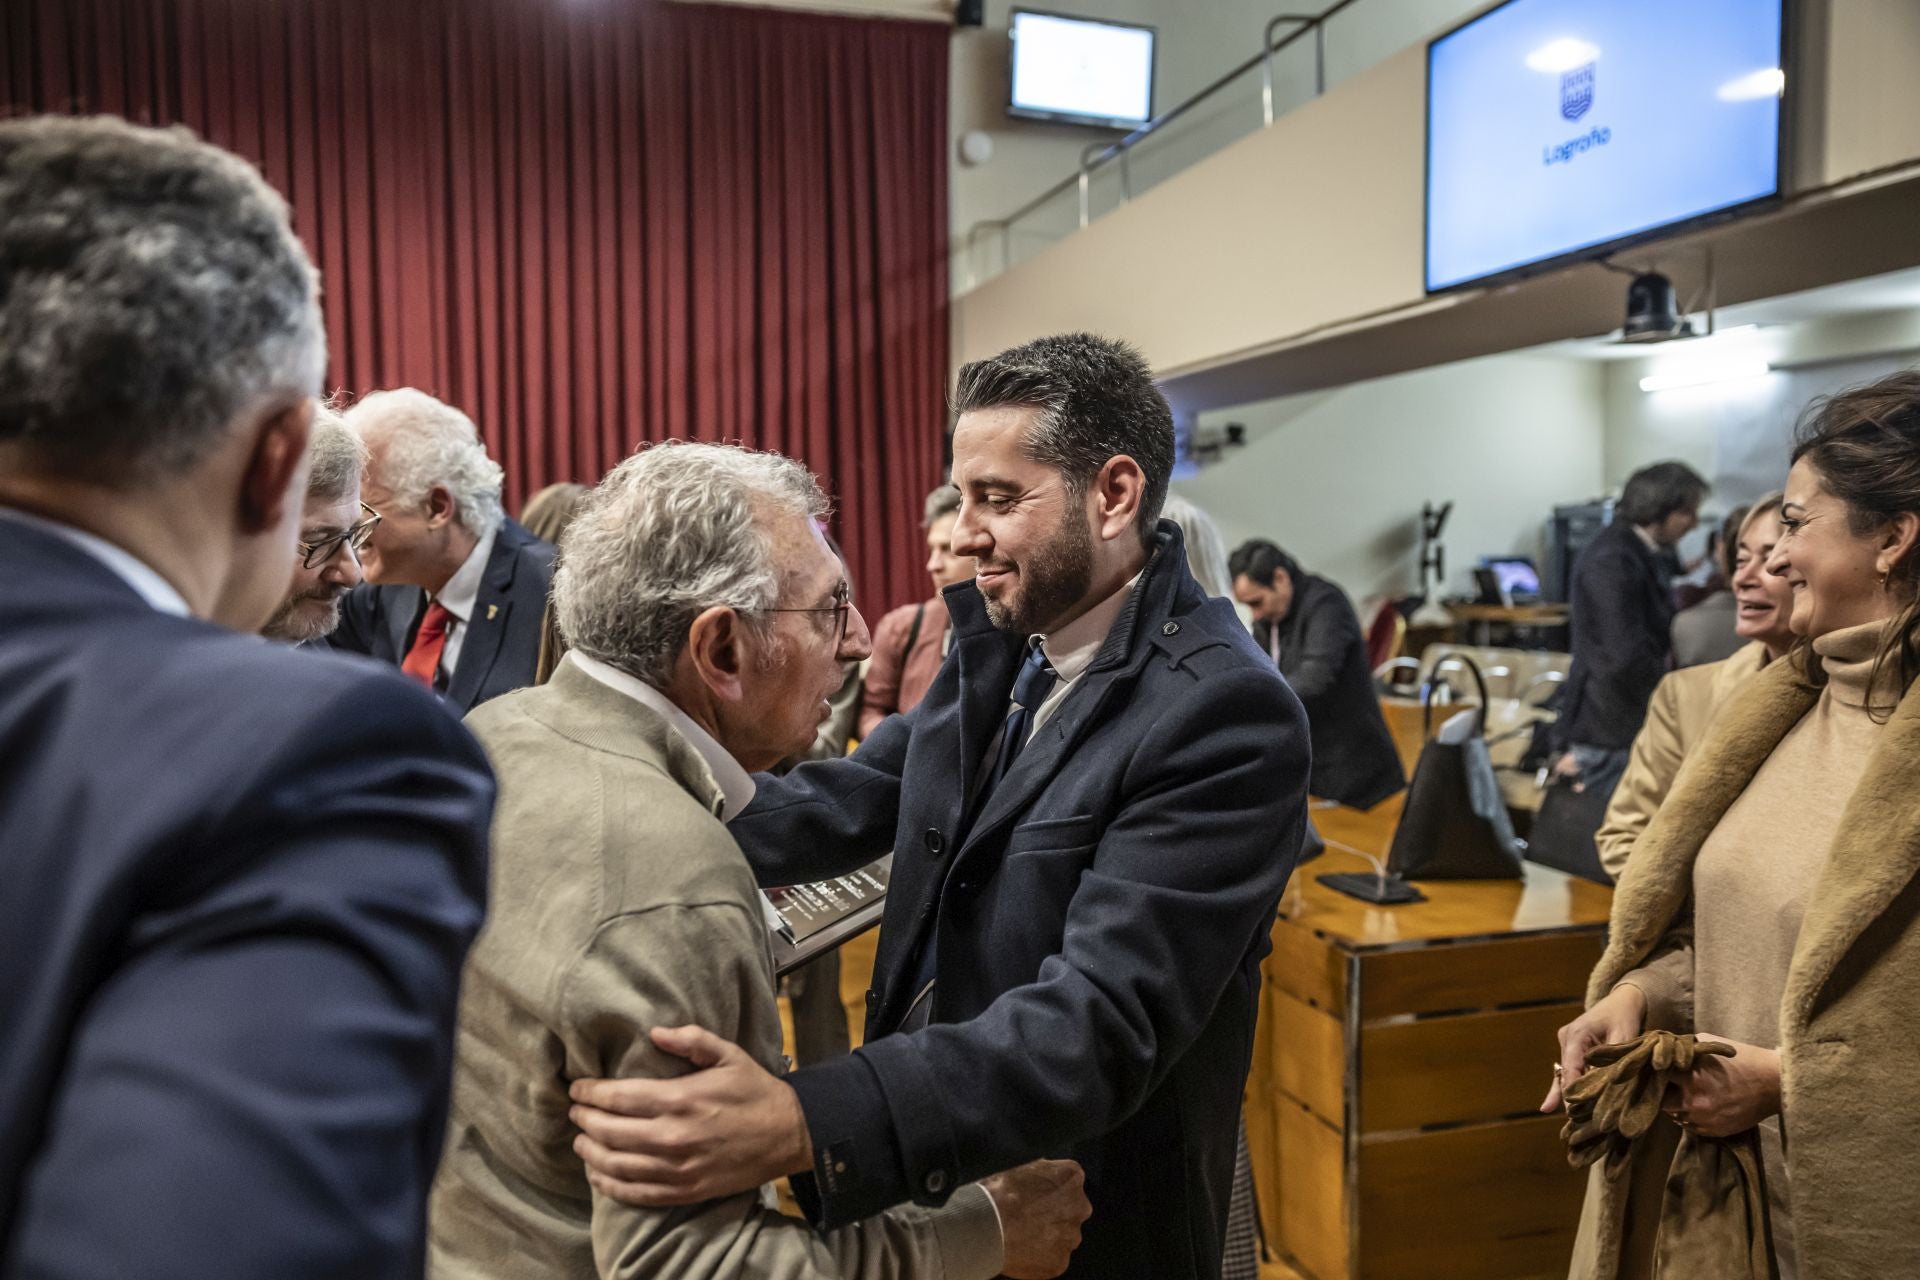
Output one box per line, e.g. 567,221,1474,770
1545,371,1920,1279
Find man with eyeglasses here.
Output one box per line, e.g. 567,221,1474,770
427,440,1091,1280
262,406,380,644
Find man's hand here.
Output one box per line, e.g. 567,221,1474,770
1666,1034,1782,1138
981,1160,1091,1280
569,1025,813,1207
1542,983,1646,1112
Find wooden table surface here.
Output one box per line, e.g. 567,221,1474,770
1290,798,1613,950
1443,603,1570,624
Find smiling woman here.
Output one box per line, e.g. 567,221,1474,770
1555,370,1920,1280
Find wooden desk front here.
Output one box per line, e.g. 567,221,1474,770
1247,801,1613,1280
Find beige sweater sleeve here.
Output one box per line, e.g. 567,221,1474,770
560,905,1004,1280
1594,674,1690,881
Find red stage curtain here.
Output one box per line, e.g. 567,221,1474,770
0,0,950,613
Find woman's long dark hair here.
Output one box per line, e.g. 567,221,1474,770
1790,370,1920,716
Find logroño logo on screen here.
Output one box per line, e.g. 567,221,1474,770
1544,61,1609,166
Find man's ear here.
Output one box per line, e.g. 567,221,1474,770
685,605,750,704
1090,454,1146,544
238,397,313,535
424,485,459,530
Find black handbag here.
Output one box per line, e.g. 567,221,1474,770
1384,655,1525,880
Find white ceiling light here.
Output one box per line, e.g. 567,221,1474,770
1639,358,1772,393
1525,38,1600,73
1717,67,1786,101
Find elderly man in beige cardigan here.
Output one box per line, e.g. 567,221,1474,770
427,442,1090,1280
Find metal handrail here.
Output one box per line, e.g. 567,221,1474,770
970,0,1362,242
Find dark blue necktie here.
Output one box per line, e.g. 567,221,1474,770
988,639,1058,792
903,640,1058,1025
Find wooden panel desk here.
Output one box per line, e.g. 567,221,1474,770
1246,800,1613,1280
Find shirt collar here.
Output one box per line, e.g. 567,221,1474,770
1036,571,1141,685
1632,524,1660,555
0,506,192,617
434,522,497,623
567,652,758,822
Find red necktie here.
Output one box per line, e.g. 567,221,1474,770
401,601,452,688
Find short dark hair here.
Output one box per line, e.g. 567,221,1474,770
1227,538,1302,588
0,116,323,483
1615,461,1710,526
952,333,1174,549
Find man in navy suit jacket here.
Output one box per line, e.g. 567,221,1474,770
326,388,556,712
568,334,1311,1280
0,115,494,1280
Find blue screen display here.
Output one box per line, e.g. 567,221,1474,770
1426,0,1783,292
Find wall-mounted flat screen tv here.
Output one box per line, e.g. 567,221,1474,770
1425,0,1786,293
1008,9,1156,131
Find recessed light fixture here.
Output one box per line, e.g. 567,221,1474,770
1717,67,1786,102
1525,38,1600,73
1639,358,1772,393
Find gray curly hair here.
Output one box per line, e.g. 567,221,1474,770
0,115,325,483
346,388,504,537
554,441,829,688
305,403,366,505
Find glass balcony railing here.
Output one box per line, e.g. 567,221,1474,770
958,0,1484,293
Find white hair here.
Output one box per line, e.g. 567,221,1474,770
304,403,366,505
347,388,503,536
1161,492,1233,600
554,441,829,688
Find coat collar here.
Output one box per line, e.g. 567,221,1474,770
513,658,729,816
1592,650,1920,1031
943,520,1210,850
443,517,533,707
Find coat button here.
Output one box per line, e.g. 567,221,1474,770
1162,620,1180,636
924,1170,947,1194
865,988,879,1010
925,828,944,855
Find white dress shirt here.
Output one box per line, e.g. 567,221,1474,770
1026,571,1141,740
432,522,497,677
0,506,191,617
568,651,757,822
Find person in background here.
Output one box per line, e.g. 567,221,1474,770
1594,498,1789,879
1670,505,1749,668
329,389,556,712
519,480,591,684
1160,493,1235,603
0,114,493,1280
261,404,377,644
1230,538,1406,811
1160,491,1260,1280
1551,461,1709,804
858,484,972,738
1547,373,1920,1278
427,441,1089,1280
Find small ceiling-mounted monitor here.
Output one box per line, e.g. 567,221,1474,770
1008,9,1156,131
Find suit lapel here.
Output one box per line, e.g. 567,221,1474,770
959,666,1128,860
385,586,425,659
1783,675,1920,1035
443,537,517,711
949,603,1023,828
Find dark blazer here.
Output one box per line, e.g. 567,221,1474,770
731,521,1311,1280
328,516,556,712
0,517,494,1280
1252,572,1406,810
1559,519,1676,750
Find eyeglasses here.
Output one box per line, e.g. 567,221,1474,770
296,502,382,570
753,579,853,648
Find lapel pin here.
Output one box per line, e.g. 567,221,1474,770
487,604,499,621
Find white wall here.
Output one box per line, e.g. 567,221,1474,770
1601,312,1920,505
1171,352,1605,605
949,0,1491,272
